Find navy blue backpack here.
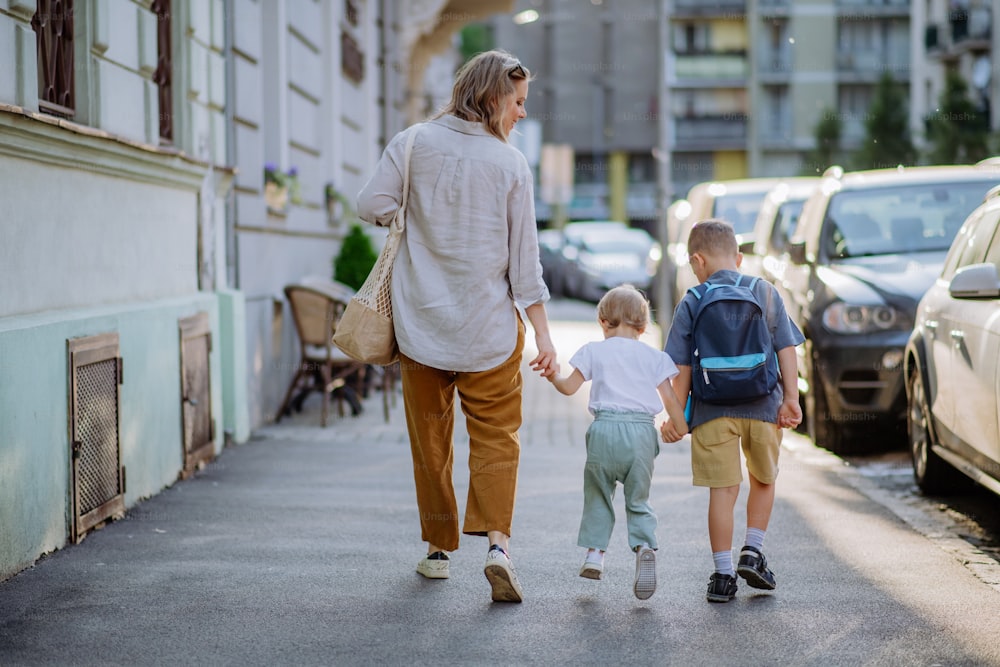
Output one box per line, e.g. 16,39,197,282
687,275,779,404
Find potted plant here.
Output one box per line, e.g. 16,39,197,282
333,223,379,290
264,163,302,213
325,183,354,227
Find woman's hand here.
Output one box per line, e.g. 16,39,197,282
529,333,558,378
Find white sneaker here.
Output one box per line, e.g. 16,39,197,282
416,552,450,579
579,560,603,580
633,546,656,600
483,545,524,603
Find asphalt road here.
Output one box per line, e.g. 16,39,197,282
2,298,1000,666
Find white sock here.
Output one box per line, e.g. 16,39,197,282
585,549,605,564
713,550,734,577
744,527,766,551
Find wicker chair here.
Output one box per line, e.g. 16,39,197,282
277,284,366,427
298,277,399,423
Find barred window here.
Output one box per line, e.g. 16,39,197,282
32,0,75,118
152,0,173,143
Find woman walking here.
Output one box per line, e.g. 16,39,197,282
357,50,557,603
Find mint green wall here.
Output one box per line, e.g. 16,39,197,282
0,295,222,580
218,290,251,444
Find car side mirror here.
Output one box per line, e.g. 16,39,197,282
949,262,1000,299
787,241,808,265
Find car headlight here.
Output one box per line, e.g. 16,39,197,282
821,302,904,334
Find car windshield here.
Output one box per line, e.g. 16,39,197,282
770,200,806,250
582,233,650,254
823,181,997,258
712,193,768,235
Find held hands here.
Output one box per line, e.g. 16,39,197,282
660,419,688,444
529,333,558,378
777,397,802,429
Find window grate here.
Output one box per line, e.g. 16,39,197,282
32,0,76,118
75,359,121,515
68,333,124,543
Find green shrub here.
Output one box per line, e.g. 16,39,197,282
333,224,379,291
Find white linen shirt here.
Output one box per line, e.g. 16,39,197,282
569,337,680,416
356,116,549,372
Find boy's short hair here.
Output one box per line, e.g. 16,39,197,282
597,284,649,330
688,219,738,257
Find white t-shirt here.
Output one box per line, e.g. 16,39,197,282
569,337,680,416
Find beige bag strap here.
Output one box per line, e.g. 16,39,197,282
392,125,420,233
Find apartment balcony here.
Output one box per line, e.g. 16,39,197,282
672,0,747,18
836,0,910,16
757,48,793,81
674,114,747,150
836,50,909,80
670,52,748,86
758,116,794,148
927,7,992,59
758,0,791,16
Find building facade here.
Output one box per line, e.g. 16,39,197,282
489,0,664,228
491,0,919,218
0,0,510,581
910,0,999,147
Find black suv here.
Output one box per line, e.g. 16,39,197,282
780,164,1000,454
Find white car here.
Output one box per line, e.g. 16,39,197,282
904,183,1000,496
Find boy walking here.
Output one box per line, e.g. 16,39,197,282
546,285,688,600
661,220,804,603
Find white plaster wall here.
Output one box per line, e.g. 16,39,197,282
0,156,199,318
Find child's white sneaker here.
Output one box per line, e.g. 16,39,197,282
633,546,656,600
579,560,603,580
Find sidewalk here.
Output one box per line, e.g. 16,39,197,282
3,304,1000,666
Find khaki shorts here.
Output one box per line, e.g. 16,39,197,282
691,417,782,488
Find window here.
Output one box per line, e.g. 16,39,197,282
982,212,1000,270
32,0,75,118
152,0,173,143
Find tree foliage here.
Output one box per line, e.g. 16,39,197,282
333,224,379,291
459,24,493,64
802,107,842,175
854,73,917,170
925,69,991,165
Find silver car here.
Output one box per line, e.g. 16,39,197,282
560,225,661,303
904,183,1000,496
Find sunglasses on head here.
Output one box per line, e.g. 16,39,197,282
507,61,527,78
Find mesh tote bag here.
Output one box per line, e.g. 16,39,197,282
332,127,418,365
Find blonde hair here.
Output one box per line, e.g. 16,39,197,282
434,49,531,142
597,285,650,331
688,219,738,257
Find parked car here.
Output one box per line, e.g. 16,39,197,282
743,178,822,282
904,184,1000,497
538,228,566,296
558,221,661,303
781,164,1000,454
667,177,787,309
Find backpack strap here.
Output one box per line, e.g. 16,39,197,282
687,281,711,300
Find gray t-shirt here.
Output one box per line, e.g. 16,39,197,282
665,269,805,429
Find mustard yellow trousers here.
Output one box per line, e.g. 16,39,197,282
398,321,525,552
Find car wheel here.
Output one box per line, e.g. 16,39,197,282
805,354,853,455
907,367,961,495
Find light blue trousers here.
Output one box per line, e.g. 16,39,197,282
577,410,659,552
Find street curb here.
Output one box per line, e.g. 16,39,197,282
782,436,1000,595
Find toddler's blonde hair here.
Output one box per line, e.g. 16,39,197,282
597,284,650,331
